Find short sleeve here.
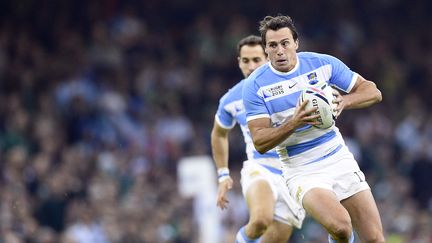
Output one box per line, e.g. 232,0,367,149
323,54,358,93
242,78,270,122
215,96,236,129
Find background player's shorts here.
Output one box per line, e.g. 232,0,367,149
282,146,370,207
240,159,305,228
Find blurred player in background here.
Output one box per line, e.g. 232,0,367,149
211,35,304,243
242,15,385,243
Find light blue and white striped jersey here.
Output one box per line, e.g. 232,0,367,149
242,52,358,166
215,79,279,161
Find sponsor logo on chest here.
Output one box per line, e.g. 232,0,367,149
261,81,300,101
263,84,285,98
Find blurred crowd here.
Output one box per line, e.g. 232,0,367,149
0,0,431,242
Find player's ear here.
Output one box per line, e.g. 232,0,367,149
294,39,299,50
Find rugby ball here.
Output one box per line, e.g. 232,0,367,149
300,83,335,129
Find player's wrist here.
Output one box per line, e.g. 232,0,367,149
285,118,300,131
217,167,230,183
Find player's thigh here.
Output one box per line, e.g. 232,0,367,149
245,179,275,220
261,220,293,243
341,189,383,240
303,187,351,230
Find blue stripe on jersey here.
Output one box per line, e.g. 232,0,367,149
253,150,279,159
303,144,342,166
267,92,301,114
295,124,312,132
260,164,282,174
286,130,336,156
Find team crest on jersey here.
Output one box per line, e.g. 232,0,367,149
307,72,318,85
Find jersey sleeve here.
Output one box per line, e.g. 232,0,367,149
324,54,358,93
215,95,236,129
242,78,270,122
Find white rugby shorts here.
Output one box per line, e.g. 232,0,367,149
282,145,370,207
240,159,305,228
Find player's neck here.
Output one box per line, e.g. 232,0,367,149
269,55,299,75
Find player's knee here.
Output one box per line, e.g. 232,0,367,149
248,217,272,237
328,218,352,240
332,227,352,241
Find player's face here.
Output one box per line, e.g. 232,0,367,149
238,45,267,78
265,27,298,72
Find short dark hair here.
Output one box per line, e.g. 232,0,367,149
237,35,263,56
259,15,298,45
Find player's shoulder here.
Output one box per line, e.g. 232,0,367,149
219,79,245,105
298,51,333,60
298,51,341,64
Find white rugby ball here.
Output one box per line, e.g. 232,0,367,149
300,83,335,129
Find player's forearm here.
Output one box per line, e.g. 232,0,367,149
211,132,229,169
251,120,297,154
344,81,382,109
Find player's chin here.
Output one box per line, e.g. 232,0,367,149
274,62,290,71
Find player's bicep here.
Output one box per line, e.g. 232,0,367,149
349,75,368,93
349,74,381,100
247,118,271,138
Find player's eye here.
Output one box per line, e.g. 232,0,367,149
268,43,277,49
253,58,262,63
242,59,249,63
281,41,290,48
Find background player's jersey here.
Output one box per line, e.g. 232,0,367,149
243,52,358,166
215,79,279,161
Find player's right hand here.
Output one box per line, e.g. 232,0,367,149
332,88,344,118
292,99,321,127
216,177,233,210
